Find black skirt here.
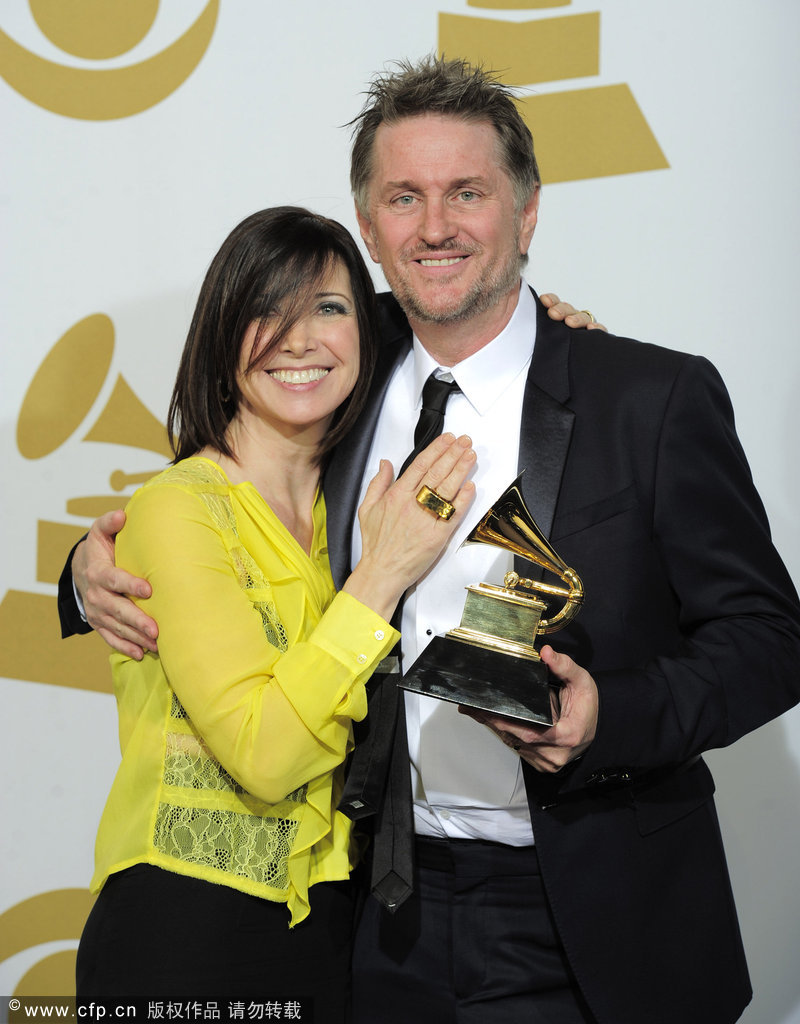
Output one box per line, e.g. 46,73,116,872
77,863,355,1023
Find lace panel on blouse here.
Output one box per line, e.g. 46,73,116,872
149,460,305,891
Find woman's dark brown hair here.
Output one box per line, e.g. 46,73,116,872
167,206,378,465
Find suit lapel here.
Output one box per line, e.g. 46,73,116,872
323,295,412,590
516,293,575,542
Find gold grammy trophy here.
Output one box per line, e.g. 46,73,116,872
400,477,584,726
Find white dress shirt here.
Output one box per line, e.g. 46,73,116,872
352,283,538,845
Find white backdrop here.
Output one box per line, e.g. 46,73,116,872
2,1,799,1020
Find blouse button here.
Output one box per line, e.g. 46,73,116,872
357,654,367,664
374,629,385,641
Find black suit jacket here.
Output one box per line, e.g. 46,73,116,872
324,290,800,1024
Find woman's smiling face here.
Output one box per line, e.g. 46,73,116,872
234,260,361,441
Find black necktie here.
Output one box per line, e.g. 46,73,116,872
400,374,461,475
338,371,461,911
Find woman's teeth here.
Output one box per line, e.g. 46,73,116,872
269,368,330,384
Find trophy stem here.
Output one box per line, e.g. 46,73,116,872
446,627,542,661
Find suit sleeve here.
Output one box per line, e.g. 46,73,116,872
57,536,92,638
573,355,800,785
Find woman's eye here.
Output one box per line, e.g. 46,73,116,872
318,302,347,316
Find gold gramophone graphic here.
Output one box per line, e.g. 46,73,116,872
438,0,668,184
401,476,584,726
0,313,171,694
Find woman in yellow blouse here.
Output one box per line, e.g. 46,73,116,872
76,207,475,1017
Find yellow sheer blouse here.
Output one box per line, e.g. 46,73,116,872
92,457,398,925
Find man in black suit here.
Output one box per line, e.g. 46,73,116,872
315,57,800,1023
62,57,800,1024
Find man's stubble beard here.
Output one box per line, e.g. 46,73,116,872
379,238,525,326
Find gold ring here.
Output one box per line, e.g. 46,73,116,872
580,309,597,324
416,484,456,521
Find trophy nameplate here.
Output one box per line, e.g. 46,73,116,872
400,476,584,726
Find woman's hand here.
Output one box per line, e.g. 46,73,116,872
539,293,606,332
342,433,476,621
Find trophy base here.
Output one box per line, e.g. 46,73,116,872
399,635,559,727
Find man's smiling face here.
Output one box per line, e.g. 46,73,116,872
356,113,539,330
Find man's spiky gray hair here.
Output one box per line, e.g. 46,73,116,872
349,55,541,215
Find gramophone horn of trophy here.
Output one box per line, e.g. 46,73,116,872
400,476,584,726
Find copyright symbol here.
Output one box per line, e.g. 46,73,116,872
9,999,21,1011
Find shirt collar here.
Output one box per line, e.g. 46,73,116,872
411,282,537,416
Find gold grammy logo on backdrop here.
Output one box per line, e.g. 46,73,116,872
0,890,96,999
0,314,171,694
0,0,219,120
440,0,668,183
